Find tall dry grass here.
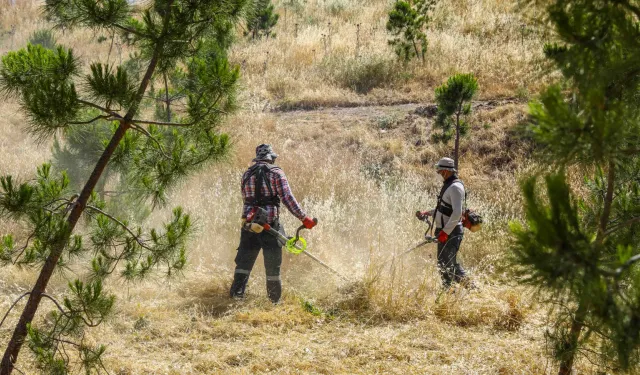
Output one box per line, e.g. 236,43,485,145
2,0,552,108
0,1,602,374
234,0,552,108
0,101,570,373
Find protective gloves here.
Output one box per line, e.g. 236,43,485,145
415,211,430,220
302,216,317,229
437,230,449,244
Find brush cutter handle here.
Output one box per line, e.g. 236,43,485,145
297,218,318,237
285,218,318,254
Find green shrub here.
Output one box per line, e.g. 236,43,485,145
321,54,399,94
28,29,57,50
326,0,346,16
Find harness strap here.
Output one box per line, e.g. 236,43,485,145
433,176,466,229
242,164,281,207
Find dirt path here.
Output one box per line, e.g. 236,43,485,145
270,97,525,116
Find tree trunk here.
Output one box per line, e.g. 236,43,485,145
454,102,462,171
596,161,616,245
412,39,420,61
0,122,130,375
1,49,161,375
558,302,587,375
164,72,171,122
557,162,615,375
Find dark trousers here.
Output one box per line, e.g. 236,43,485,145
230,221,285,302
435,225,466,287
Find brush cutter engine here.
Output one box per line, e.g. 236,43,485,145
244,207,270,233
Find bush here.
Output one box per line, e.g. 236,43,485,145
326,0,346,16
28,29,57,50
321,54,399,94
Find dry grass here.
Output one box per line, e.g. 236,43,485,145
1,102,594,374
0,84,570,372
1,0,553,108
0,1,604,374
234,0,553,107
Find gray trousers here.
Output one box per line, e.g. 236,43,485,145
435,225,466,287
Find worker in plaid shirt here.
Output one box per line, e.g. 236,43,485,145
230,144,316,303
240,162,307,224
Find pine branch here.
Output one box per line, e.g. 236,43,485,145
600,253,640,276
85,205,151,250
596,162,616,244
131,119,193,127
12,232,36,265
77,99,122,119
605,216,640,236
113,23,145,38
137,91,228,128
0,292,66,329
610,0,640,21
130,124,172,160
40,293,66,316
0,293,30,329
68,115,109,125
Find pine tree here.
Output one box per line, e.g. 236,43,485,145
0,0,247,373
432,73,478,170
28,29,57,50
386,0,435,63
510,0,640,373
245,0,279,39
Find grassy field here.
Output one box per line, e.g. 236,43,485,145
0,0,601,374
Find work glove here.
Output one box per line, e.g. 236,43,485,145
415,210,430,220
302,216,317,229
437,230,449,244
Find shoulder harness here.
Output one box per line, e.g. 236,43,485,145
433,176,466,228
242,163,282,207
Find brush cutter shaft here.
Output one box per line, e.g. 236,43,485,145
300,250,350,281
267,228,303,249
266,228,350,281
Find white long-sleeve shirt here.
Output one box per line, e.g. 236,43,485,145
427,180,465,235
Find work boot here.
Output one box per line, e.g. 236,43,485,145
266,278,282,304
229,273,249,299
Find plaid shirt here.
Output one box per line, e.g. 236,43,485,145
241,162,307,223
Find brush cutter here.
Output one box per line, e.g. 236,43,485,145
386,217,438,265
244,209,349,281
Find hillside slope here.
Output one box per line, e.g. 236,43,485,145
0,0,598,374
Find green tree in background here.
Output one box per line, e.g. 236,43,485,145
28,29,57,50
510,0,640,373
0,0,247,373
386,0,435,63
245,0,279,39
432,73,478,170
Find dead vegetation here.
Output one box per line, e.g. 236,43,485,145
0,0,599,374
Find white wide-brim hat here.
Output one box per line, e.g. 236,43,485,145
434,157,457,172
